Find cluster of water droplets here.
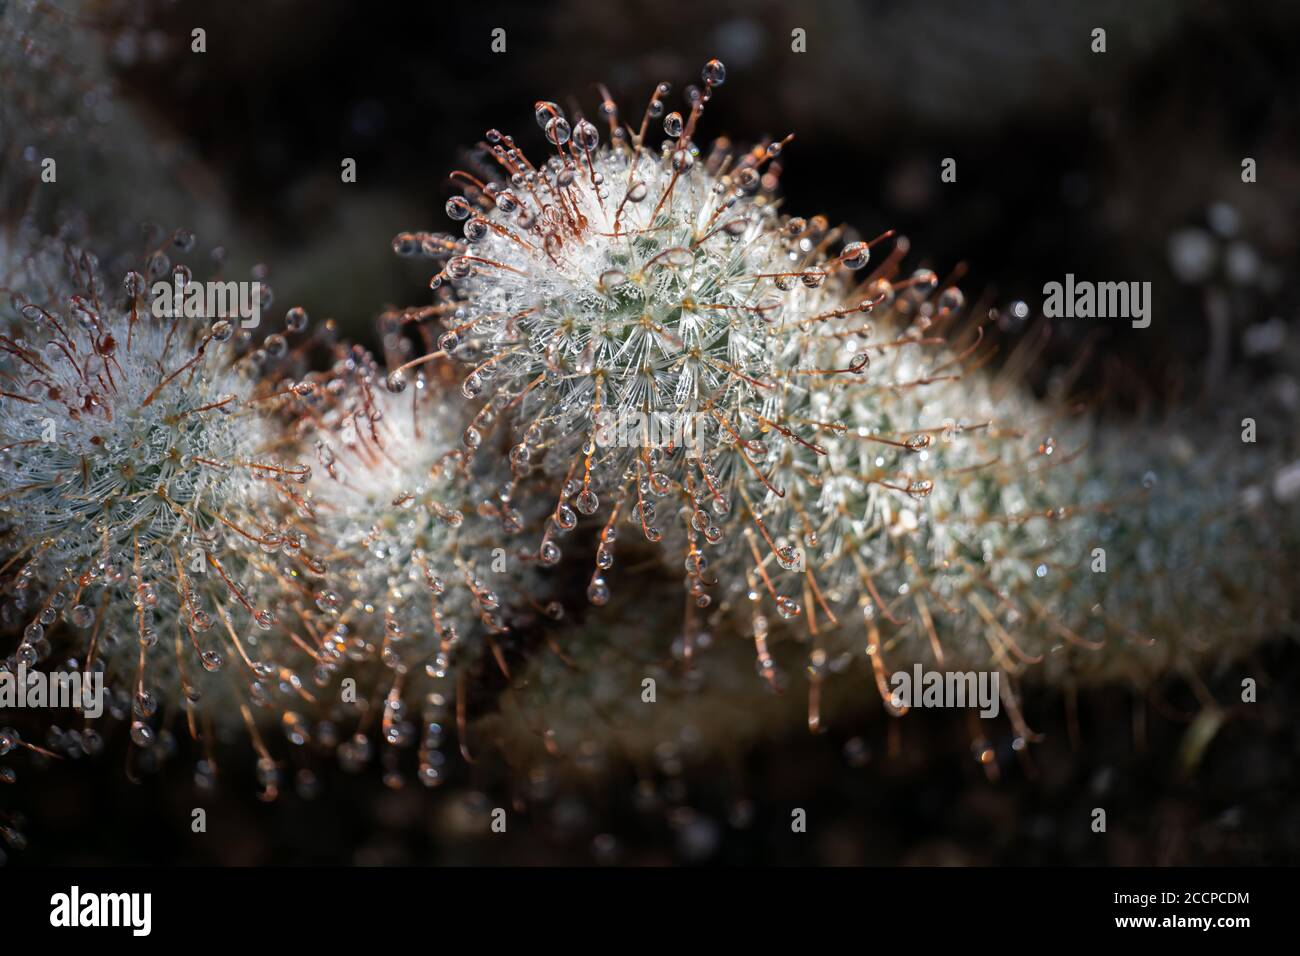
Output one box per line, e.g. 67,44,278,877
291,346,531,787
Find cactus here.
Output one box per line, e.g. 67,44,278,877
291,345,533,785
0,236,325,790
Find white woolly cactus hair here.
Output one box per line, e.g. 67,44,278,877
0,236,322,786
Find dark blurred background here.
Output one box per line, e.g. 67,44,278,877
9,642,1300,865
92,0,1300,404
4,0,1300,864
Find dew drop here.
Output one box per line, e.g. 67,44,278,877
130,722,154,747
545,116,571,146
663,247,693,268
937,287,965,313
446,196,472,221
124,271,147,298
776,596,801,619
840,241,870,270
909,268,939,297
534,101,562,128
573,119,599,152
133,583,158,609
555,505,577,531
